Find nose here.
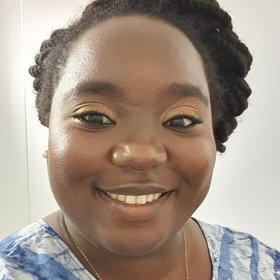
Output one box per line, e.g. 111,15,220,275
111,140,168,170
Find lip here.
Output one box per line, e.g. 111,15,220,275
97,183,173,196
96,187,174,221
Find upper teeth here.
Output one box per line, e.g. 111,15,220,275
107,192,162,205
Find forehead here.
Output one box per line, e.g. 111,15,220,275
55,15,209,104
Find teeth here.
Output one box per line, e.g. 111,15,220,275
147,194,154,202
117,194,125,202
107,192,163,205
153,193,160,200
136,195,147,205
125,195,136,205
110,193,118,199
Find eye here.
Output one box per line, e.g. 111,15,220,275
83,113,112,124
73,110,116,127
163,114,202,130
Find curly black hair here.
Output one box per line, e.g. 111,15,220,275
29,0,252,152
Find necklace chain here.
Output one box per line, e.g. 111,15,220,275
65,225,102,280
65,225,189,280
182,229,190,280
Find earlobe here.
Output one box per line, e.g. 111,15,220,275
42,150,48,160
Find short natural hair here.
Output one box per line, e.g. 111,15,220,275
29,0,252,152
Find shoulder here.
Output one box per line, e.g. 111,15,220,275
0,220,63,257
0,221,91,280
194,219,280,280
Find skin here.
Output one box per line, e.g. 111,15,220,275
45,15,216,279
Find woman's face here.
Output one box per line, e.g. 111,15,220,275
48,15,216,256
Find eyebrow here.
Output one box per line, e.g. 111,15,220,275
68,81,125,101
67,81,209,106
160,83,209,106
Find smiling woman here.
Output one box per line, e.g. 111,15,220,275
46,15,216,264
0,0,279,280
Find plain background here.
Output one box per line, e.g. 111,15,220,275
0,0,279,249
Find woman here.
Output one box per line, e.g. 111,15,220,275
0,0,279,279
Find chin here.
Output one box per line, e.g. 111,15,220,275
99,235,165,258
88,224,172,258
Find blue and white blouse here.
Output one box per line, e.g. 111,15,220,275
0,220,279,279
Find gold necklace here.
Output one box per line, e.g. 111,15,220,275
182,229,190,280
65,225,189,280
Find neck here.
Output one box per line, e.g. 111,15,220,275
94,234,186,280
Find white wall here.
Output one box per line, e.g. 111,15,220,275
0,0,279,249
0,0,29,236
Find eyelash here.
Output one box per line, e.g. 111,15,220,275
163,114,203,129
73,110,116,127
73,111,202,130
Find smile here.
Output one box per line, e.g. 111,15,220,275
96,187,174,220
106,191,166,205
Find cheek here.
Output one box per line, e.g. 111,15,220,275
171,135,216,216
47,94,109,182
47,127,110,197
172,134,216,192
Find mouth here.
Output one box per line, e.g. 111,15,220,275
103,190,171,205
95,183,174,205
95,185,175,221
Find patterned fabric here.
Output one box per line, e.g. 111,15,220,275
0,220,279,280
0,221,94,280
197,221,280,280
